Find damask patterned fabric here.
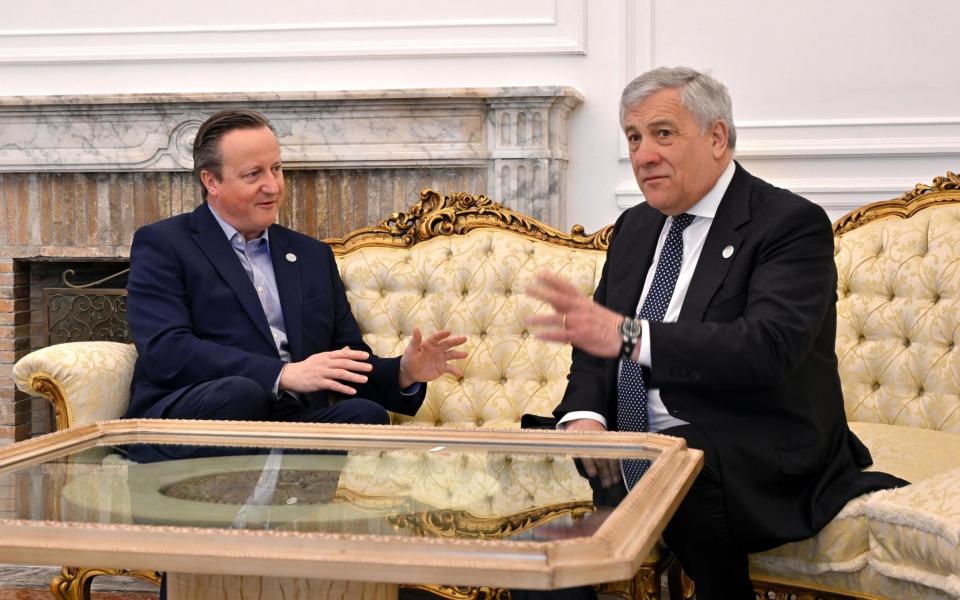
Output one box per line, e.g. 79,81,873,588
12,341,138,428
867,466,960,598
835,205,960,432
336,229,606,428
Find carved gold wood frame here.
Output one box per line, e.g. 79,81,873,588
833,171,960,237
0,420,701,593
324,189,613,254
23,371,72,432
750,576,888,600
51,567,161,600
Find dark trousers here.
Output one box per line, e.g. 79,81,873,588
657,424,755,600
127,375,390,463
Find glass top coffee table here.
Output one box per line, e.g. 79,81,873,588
0,419,702,599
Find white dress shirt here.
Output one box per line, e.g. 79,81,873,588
560,160,735,432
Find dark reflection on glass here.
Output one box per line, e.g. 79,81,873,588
122,441,270,464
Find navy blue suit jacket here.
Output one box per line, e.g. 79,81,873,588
124,202,424,419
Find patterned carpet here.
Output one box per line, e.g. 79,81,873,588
0,565,157,599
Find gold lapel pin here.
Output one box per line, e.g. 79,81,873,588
722,245,734,259
286,253,297,262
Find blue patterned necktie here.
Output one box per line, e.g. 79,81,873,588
618,213,695,489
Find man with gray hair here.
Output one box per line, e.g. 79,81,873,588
527,67,904,598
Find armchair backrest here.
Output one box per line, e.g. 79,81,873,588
833,173,960,432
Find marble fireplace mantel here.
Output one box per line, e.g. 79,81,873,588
0,87,582,226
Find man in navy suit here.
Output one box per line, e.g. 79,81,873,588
527,67,904,598
124,109,467,461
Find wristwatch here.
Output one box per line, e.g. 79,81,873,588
619,316,642,361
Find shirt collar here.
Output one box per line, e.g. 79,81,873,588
684,159,735,220
206,202,270,248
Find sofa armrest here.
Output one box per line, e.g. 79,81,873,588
12,341,137,430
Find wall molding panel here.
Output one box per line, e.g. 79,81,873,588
0,0,586,63
619,117,960,161
615,177,926,218
736,118,960,159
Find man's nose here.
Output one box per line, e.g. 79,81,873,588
262,171,281,193
632,141,660,167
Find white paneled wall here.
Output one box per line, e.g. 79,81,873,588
2,0,958,230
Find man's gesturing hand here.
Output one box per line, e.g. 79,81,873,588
399,328,468,388
526,272,625,358
279,347,373,395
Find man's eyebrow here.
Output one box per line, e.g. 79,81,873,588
647,118,678,129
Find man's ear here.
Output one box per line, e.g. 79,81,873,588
199,169,219,199
710,120,729,158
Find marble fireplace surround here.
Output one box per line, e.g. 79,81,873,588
0,86,582,447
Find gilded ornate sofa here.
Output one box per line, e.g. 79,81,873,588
13,191,674,600
749,173,960,600
15,175,960,600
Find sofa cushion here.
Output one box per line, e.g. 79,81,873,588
337,228,606,428
750,421,960,584
750,493,873,577
852,421,960,482
866,467,960,598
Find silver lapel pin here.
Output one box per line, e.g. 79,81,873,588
722,245,734,259
286,253,298,263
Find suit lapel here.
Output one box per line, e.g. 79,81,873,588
190,204,276,349
269,228,304,361
607,206,665,316
680,163,752,322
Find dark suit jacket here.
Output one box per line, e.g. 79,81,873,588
554,163,904,552
124,202,424,420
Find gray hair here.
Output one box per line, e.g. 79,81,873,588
620,66,737,149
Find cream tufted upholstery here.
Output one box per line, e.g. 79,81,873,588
336,229,605,428
750,174,960,600
835,203,960,432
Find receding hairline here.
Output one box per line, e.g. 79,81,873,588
207,126,282,173
621,90,688,129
